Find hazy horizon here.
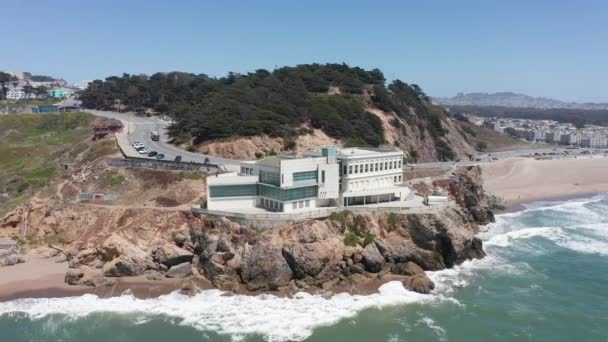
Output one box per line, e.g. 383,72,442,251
4,0,607,102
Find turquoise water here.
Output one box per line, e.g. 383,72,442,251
2,195,608,342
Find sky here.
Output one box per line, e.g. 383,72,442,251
2,0,607,102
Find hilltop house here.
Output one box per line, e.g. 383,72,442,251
206,147,414,213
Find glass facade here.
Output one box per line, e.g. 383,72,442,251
258,184,318,201
259,170,280,186
209,184,258,198
293,170,317,182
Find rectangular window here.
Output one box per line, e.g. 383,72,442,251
292,202,297,209
209,184,258,198
394,176,397,183
305,199,310,207
375,163,378,171
389,161,393,169
281,174,284,184
343,165,347,175
293,171,318,182
355,165,359,174
321,170,325,183
379,162,383,171
299,201,304,208
398,160,401,168
258,184,318,201
385,161,388,170
259,170,281,186
349,165,353,174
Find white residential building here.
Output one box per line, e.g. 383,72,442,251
206,147,413,213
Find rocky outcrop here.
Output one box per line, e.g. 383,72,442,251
0,246,25,267
448,166,495,225
166,262,193,278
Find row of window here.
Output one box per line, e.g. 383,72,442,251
293,170,317,182
345,175,403,191
209,184,258,198
343,159,402,175
259,170,281,186
241,167,254,175
258,184,318,201
292,199,311,210
261,198,283,211
210,183,319,201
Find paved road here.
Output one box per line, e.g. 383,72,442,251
410,147,608,170
82,109,242,171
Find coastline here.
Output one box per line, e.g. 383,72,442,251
481,157,608,209
2,156,606,302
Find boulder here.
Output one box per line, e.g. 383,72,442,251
282,241,334,279
152,244,194,268
403,273,435,294
361,243,384,273
0,252,25,266
240,242,293,291
65,269,84,285
392,261,425,276
102,256,145,277
179,280,200,296
166,262,193,278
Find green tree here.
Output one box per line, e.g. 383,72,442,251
34,85,49,99
22,84,34,100
476,141,488,152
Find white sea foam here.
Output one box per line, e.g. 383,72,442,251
0,281,447,342
416,317,447,342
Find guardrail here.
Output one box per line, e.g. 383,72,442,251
107,158,219,172
192,203,450,222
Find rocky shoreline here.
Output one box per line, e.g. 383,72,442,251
1,166,495,298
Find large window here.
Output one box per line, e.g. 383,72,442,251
293,170,317,182
259,170,280,186
209,184,258,198
259,184,318,201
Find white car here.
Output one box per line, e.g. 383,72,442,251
132,142,145,149
138,148,149,154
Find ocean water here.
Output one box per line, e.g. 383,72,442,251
1,195,608,342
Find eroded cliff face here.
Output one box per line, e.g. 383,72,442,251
1,166,494,295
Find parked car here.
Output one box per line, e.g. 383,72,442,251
156,153,165,160
175,155,182,162
138,148,149,154
132,142,144,149
147,151,158,157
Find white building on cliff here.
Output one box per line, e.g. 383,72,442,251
206,147,415,213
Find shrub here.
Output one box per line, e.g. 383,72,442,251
363,233,376,247
343,231,359,247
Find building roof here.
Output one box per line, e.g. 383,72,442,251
336,147,402,158
255,156,283,168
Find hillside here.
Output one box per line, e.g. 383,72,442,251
80,64,477,162
434,92,608,110
447,105,608,129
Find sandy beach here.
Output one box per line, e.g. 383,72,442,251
481,157,608,208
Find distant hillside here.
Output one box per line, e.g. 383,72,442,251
448,105,608,129
80,64,480,161
434,92,608,110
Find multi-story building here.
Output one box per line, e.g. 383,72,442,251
206,147,413,213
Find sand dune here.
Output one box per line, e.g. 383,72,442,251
481,157,608,207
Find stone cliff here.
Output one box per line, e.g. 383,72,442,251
1,166,493,295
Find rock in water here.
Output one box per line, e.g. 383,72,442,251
404,273,435,294
166,262,193,278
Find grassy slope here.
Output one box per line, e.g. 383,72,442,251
0,112,93,215
456,121,538,152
